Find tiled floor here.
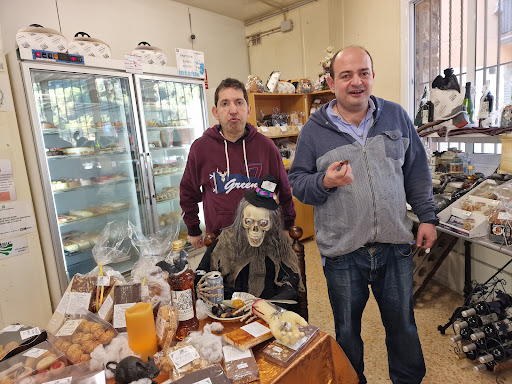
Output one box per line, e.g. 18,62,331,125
303,239,512,384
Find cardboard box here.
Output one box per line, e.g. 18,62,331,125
438,179,501,238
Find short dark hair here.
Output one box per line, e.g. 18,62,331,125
214,78,249,106
329,46,374,79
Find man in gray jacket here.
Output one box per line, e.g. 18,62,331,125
288,46,437,384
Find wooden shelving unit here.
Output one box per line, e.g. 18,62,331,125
247,91,336,240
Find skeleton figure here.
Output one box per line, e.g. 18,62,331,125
195,174,303,309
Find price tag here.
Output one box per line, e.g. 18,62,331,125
1,324,23,333
97,276,110,286
56,319,83,337
168,345,200,371
23,348,47,358
260,126,269,133
20,327,41,340
113,303,136,329
43,377,72,384
237,363,249,369
222,346,252,362
461,210,472,217
241,322,270,338
280,126,288,132
272,346,283,353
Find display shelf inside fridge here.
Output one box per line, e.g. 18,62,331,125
27,67,148,280
137,76,208,237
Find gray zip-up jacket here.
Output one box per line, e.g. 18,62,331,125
288,96,436,257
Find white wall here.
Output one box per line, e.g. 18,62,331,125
0,0,250,125
0,0,249,310
0,27,53,328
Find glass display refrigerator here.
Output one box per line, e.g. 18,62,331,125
19,59,208,287
134,74,208,234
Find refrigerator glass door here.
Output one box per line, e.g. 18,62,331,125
136,76,208,237
26,66,149,280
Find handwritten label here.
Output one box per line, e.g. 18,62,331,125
55,292,69,315
168,345,200,371
280,126,288,132
66,292,91,314
113,303,136,329
241,321,270,338
237,363,249,369
20,327,41,340
260,127,269,133
97,295,113,320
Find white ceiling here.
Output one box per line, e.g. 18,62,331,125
172,0,314,24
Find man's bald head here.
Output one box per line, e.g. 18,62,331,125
329,46,374,78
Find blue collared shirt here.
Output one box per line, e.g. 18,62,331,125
326,98,376,146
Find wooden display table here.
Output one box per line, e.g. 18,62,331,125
109,319,358,384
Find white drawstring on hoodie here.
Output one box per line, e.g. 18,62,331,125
220,131,250,181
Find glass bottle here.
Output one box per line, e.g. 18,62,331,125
463,82,474,124
167,240,199,340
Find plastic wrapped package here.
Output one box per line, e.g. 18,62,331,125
0,341,68,384
171,365,229,384
47,311,118,364
0,326,47,362
296,78,312,94
500,102,512,127
153,342,209,381
17,361,107,384
488,181,512,245
265,71,281,93
222,345,259,384
262,325,320,367
274,138,296,160
155,305,179,350
245,76,264,93
183,323,224,364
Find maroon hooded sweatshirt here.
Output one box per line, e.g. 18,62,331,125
180,123,295,237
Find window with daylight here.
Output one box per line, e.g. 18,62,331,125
414,0,512,156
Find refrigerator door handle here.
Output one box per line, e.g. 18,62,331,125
144,152,157,201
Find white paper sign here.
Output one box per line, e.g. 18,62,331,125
1,324,23,332
261,126,269,132
23,348,47,358
241,321,270,338
280,126,288,132
222,345,252,362
0,236,29,260
0,159,15,201
175,48,205,78
124,55,142,74
97,276,110,286
113,303,136,329
168,345,200,371
55,292,70,315
20,327,41,340
498,212,512,221
66,292,92,314
97,294,113,320
56,319,83,337
0,201,36,240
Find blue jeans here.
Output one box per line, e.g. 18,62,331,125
323,243,425,384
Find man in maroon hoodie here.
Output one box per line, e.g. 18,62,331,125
180,78,295,249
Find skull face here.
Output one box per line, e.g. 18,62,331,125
242,204,271,247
